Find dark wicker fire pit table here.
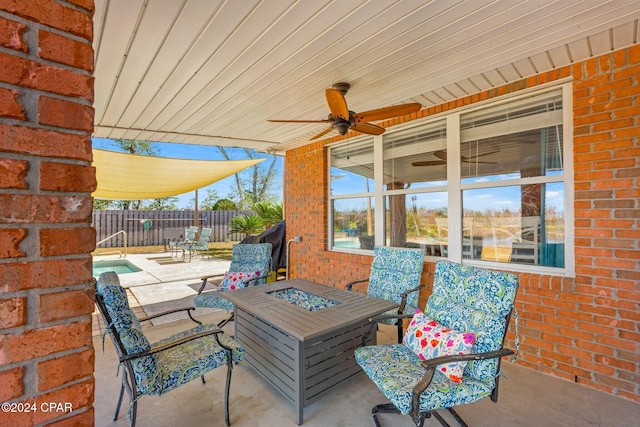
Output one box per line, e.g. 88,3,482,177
217,278,398,425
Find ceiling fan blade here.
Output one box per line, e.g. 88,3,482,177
268,119,329,123
434,150,447,160
351,122,385,136
354,103,421,123
325,88,350,120
468,150,500,159
412,160,447,167
463,160,497,165
309,126,334,141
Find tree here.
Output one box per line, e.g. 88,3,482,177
143,197,179,210
251,201,283,228
229,214,264,236
93,199,114,210
213,198,238,211
216,147,280,209
196,189,220,211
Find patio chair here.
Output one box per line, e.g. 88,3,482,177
355,260,519,427
95,272,244,427
345,246,425,343
193,243,272,328
169,225,197,256
182,227,212,260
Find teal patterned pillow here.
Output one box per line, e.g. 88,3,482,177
403,309,475,383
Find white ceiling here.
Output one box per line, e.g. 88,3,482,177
93,0,640,156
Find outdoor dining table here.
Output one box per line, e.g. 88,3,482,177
217,278,398,425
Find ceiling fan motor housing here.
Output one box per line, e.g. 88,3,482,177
332,82,351,95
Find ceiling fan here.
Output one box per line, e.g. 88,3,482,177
268,82,422,140
412,150,498,167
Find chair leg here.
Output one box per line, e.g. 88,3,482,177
114,382,125,421
372,403,429,427
447,408,469,427
223,353,234,426
372,403,401,427
130,399,137,427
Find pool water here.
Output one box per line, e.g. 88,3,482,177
93,259,142,277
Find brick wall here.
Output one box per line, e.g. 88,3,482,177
285,44,639,402
0,1,96,426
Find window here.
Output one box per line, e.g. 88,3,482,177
329,138,375,249
328,85,572,275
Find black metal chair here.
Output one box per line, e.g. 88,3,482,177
355,260,519,426
95,272,244,426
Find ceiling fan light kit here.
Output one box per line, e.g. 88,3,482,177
268,82,421,140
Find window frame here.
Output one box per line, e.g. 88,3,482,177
327,82,574,277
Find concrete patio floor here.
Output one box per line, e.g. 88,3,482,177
92,252,640,427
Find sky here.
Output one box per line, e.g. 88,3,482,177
91,138,283,208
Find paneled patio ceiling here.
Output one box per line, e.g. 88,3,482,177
93,0,640,156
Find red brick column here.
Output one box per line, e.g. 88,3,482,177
0,1,96,426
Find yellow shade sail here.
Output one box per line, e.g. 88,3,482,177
92,148,264,200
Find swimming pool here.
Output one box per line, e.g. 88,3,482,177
93,259,142,277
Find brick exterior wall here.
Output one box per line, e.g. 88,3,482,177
0,1,96,426
285,44,640,402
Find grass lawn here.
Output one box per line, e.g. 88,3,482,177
96,241,238,261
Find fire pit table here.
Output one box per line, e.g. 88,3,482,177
217,278,398,424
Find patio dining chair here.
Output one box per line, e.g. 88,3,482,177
194,243,272,328
95,272,244,427
181,227,212,261
169,225,197,256
355,260,519,427
345,246,425,343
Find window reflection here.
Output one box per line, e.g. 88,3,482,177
332,198,374,250
384,192,447,256
383,120,447,188
462,184,565,267
330,138,375,195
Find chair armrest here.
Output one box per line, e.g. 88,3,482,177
410,348,515,421
367,313,413,324
138,306,202,326
398,284,425,314
419,348,514,370
197,274,224,293
120,327,233,362
345,278,368,291
244,272,271,287
138,306,195,322
359,312,410,346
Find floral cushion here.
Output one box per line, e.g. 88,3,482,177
403,309,475,383
355,344,494,414
218,270,261,291
367,246,424,325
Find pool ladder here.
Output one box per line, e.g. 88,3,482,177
94,230,127,258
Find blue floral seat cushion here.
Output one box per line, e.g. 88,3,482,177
151,323,244,396
97,276,159,393
193,292,234,311
426,260,518,381
355,344,494,415
367,246,424,325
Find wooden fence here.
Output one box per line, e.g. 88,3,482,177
93,210,250,248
